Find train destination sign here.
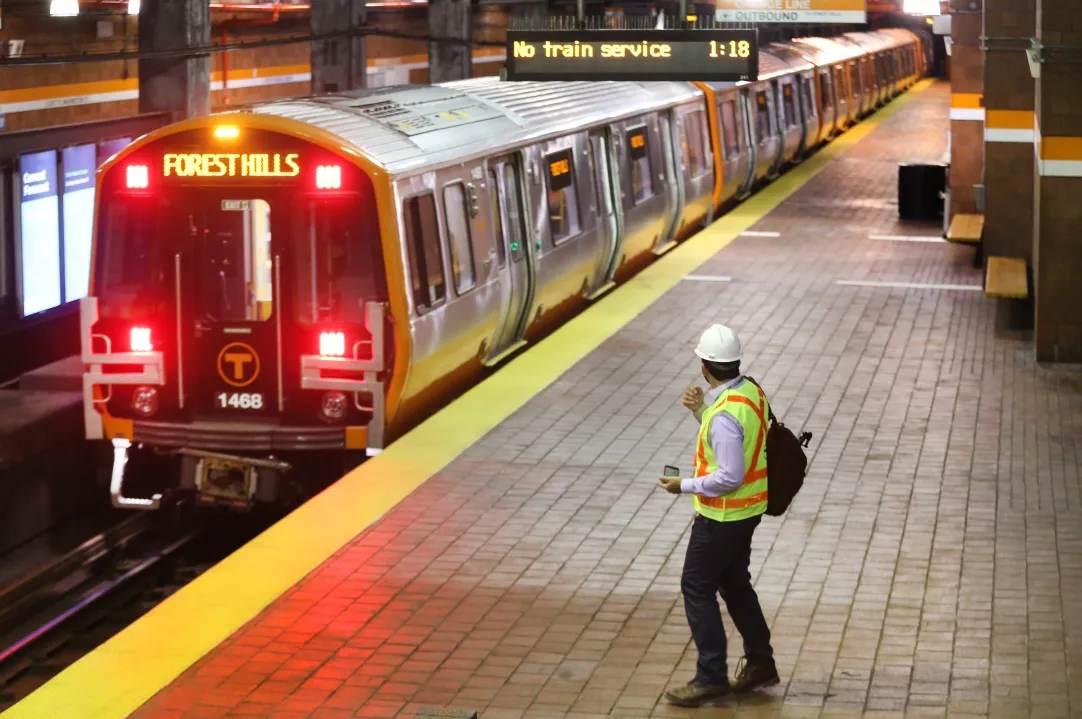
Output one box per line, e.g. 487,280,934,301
505,29,759,82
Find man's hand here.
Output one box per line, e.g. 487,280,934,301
658,476,683,494
682,386,704,413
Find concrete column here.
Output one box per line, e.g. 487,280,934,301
981,0,1034,260
1033,2,1082,362
138,0,210,119
311,0,367,94
429,0,472,83
947,0,984,218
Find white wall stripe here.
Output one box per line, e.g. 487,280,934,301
1,89,139,115
869,234,946,243
836,280,982,291
682,275,733,282
1038,159,1082,178
950,107,985,121
0,53,507,116
739,231,781,237
985,127,1034,143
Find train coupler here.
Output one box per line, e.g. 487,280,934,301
175,448,292,507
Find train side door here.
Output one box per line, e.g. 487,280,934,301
586,129,620,298
483,157,534,366
657,112,685,250
184,194,282,418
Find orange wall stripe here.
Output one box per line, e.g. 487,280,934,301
985,110,1034,130
949,93,983,109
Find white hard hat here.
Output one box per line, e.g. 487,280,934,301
694,324,742,363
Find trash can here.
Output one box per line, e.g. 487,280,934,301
898,162,947,220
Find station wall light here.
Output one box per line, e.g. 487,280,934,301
50,0,80,16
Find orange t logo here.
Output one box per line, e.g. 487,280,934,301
224,352,253,380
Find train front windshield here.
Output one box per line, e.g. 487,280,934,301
92,126,385,422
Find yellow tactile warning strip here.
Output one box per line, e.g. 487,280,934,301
0,49,507,115
949,92,984,121
6,80,934,719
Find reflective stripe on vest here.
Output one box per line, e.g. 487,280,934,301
691,379,769,522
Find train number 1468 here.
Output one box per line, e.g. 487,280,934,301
217,392,264,409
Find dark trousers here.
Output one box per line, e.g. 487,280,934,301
682,512,773,686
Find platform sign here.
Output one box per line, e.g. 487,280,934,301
16,150,62,316
505,29,759,82
714,0,865,23
62,143,96,302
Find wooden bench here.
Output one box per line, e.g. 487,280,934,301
947,213,984,244
985,256,1029,299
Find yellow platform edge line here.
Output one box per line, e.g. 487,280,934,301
3,78,935,719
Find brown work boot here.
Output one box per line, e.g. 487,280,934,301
731,657,780,693
664,679,730,707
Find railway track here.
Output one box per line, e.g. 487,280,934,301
0,504,271,710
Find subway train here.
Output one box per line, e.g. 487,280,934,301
83,28,931,510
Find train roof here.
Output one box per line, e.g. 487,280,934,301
788,36,867,64
249,79,699,176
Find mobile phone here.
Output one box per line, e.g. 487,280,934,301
663,465,680,477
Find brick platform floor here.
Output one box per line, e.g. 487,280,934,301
133,82,1082,719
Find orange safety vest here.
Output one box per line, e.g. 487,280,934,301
692,378,769,522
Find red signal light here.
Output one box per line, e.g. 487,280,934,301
126,165,149,189
319,331,345,357
316,165,341,190
131,326,153,352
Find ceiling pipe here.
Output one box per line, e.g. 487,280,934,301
77,0,425,12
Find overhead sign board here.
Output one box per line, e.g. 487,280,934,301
17,150,62,316
62,143,97,302
505,29,759,82
715,0,866,23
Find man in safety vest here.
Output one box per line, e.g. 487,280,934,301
658,323,780,707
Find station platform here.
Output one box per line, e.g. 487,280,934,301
11,80,1082,719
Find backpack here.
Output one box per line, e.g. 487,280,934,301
744,377,813,517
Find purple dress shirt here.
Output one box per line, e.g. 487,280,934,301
680,376,747,497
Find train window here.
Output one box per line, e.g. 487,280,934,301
782,84,798,130
442,183,476,294
626,126,655,205
681,110,710,178
98,197,174,320
294,199,380,325
819,70,832,111
503,165,526,263
755,91,770,144
544,148,581,245
850,63,861,95
803,79,816,119
488,170,506,268
192,198,274,323
403,192,446,311
720,101,740,159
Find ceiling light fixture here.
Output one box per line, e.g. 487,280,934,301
50,0,80,16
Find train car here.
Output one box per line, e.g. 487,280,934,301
82,28,927,511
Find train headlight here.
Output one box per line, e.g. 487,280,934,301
131,386,159,417
320,391,348,421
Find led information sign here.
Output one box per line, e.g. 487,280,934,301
547,149,573,190
506,29,759,82
162,153,301,179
